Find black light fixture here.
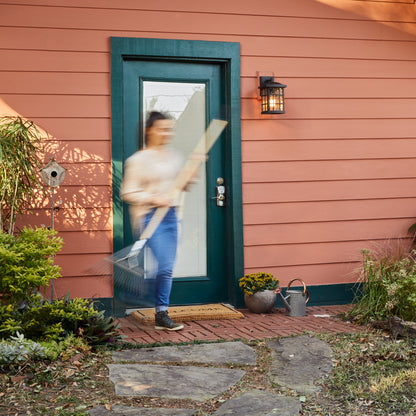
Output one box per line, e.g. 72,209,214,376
259,76,287,114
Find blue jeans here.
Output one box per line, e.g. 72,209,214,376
143,207,178,312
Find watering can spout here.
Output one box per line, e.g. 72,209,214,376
277,292,291,313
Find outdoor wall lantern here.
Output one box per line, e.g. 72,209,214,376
259,76,287,114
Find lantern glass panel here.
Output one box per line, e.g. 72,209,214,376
269,87,284,113
260,88,269,113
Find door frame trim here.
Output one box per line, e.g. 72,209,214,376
110,37,244,307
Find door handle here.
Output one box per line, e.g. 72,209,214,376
212,177,225,206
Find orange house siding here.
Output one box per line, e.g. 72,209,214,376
1,0,416,299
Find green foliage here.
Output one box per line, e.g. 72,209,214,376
349,248,416,323
0,332,51,365
0,333,91,366
3,294,97,340
0,222,122,347
0,226,63,304
0,116,45,234
56,333,91,361
77,308,123,346
238,272,280,295
0,293,123,345
0,226,121,345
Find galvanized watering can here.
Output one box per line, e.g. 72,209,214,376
278,279,310,317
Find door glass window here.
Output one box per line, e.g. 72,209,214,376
142,81,207,277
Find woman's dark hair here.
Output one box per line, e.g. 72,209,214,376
142,111,171,146
145,111,170,129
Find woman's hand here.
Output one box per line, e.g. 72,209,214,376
182,153,208,190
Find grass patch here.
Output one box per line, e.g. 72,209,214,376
2,330,416,415
304,331,416,415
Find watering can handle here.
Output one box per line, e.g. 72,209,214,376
287,279,310,304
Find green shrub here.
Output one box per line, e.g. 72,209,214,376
2,294,98,341
349,248,416,323
0,225,122,346
0,293,123,345
0,226,63,304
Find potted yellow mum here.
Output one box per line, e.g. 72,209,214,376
239,272,280,313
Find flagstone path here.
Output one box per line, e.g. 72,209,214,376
88,336,334,415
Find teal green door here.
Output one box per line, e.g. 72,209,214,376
121,59,227,306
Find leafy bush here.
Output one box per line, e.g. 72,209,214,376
0,226,63,304
349,247,416,323
0,293,123,345
0,294,96,340
0,225,122,346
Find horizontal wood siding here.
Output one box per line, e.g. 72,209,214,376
1,0,415,298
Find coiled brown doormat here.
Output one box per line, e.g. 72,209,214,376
132,303,244,325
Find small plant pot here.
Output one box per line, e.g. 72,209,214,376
244,290,277,314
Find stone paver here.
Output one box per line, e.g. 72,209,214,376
213,390,301,416
89,334,343,415
112,341,257,365
107,364,245,402
89,405,196,415
268,335,333,394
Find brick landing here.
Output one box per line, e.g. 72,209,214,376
118,304,362,344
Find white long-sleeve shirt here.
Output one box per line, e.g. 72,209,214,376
120,147,183,232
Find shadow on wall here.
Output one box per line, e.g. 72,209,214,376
1,97,113,296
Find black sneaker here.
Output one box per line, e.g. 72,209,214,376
155,311,184,331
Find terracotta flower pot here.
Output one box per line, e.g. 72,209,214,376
244,290,277,314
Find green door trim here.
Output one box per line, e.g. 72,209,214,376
110,37,244,308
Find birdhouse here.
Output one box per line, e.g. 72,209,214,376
40,159,66,188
